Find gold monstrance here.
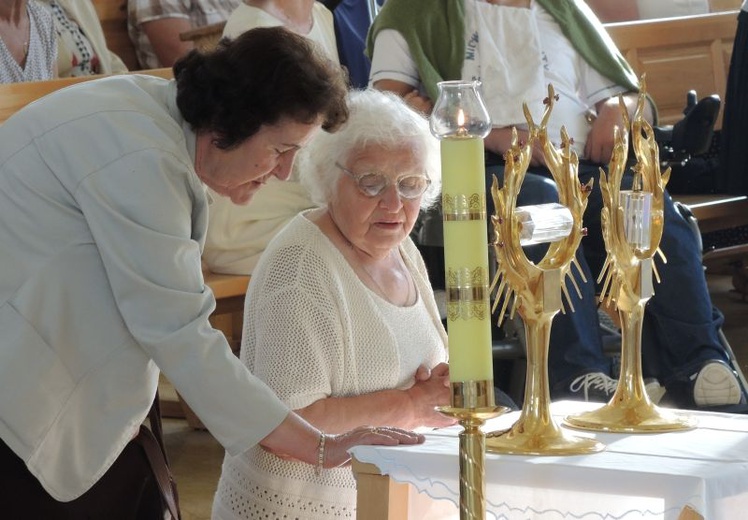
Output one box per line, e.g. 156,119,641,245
485,86,604,455
564,81,695,432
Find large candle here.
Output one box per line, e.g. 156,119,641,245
431,81,495,407
441,135,493,383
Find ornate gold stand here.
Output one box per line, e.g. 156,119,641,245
439,380,508,519
564,82,694,433
485,86,604,455
486,270,603,454
564,260,694,432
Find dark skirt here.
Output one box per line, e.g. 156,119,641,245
0,434,166,520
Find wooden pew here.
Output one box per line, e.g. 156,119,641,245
709,0,743,12
605,11,739,129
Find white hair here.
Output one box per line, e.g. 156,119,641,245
297,89,441,209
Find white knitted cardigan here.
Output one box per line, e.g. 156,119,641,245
212,211,448,519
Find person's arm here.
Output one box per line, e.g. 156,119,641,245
260,411,423,468
369,30,433,113
585,91,653,164
296,362,455,433
141,17,195,67
373,78,434,114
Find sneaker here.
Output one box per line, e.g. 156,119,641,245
562,372,618,402
645,378,667,404
693,360,743,407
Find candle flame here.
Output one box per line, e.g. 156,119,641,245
457,109,465,128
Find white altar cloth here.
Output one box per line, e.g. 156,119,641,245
350,401,748,519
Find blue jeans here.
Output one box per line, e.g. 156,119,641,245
486,158,728,390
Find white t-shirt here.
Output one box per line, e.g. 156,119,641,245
369,0,627,156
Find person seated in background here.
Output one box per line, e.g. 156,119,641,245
1,0,126,84
202,0,339,275
127,0,239,69
367,0,745,409
0,0,56,83
211,89,474,519
42,0,127,76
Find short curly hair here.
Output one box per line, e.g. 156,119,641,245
174,26,349,150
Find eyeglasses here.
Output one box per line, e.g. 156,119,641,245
335,162,431,200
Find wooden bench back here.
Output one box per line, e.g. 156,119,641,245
605,11,739,129
0,69,172,125
91,0,141,70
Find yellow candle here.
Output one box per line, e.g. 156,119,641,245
441,136,494,383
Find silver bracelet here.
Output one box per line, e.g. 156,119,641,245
315,431,326,476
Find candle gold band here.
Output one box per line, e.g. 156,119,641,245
451,380,495,409
446,286,488,302
443,211,486,221
443,193,486,221
446,266,490,321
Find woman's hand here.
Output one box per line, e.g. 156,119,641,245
323,426,425,468
405,363,458,429
584,98,624,164
485,127,547,167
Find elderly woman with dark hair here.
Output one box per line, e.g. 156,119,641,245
212,89,455,520
0,27,422,518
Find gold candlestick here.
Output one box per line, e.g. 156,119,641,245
431,80,508,520
564,80,694,432
485,85,604,455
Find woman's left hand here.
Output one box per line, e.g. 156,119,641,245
324,426,425,468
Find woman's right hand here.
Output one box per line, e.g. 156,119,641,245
405,363,458,429
324,426,425,468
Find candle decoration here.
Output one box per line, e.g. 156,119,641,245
564,79,695,432
485,85,604,455
431,80,507,520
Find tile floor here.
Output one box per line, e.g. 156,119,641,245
163,271,748,520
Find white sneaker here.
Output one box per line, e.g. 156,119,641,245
693,361,743,407
644,378,667,404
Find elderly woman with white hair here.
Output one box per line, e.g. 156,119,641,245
211,88,455,519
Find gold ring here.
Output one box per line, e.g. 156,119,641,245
371,427,379,434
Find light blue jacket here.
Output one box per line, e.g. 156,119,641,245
0,75,288,500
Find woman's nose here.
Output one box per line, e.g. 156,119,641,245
379,184,403,210
273,153,295,181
